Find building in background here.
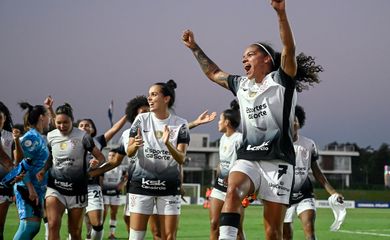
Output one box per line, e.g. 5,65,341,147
185,134,360,192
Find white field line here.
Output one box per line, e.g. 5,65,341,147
338,230,390,237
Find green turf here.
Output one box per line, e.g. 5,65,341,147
4,204,390,239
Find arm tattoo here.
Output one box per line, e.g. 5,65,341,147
192,45,219,76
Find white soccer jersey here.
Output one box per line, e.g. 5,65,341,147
292,135,319,192
47,128,95,195
128,112,190,196
227,68,297,164
214,132,242,192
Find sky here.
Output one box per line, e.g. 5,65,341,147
1,0,389,149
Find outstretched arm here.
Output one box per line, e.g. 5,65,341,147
104,115,127,143
188,110,217,130
182,30,230,89
271,0,297,78
312,161,343,200
89,153,125,177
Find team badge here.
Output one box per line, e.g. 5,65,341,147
60,142,68,150
155,130,163,139
24,140,32,147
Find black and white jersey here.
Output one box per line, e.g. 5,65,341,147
47,128,95,195
227,68,297,165
102,165,124,195
214,132,242,192
118,128,136,193
290,135,318,204
128,112,190,196
293,135,318,191
87,134,107,185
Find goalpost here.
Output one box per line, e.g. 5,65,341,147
182,183,201,205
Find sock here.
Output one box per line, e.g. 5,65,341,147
129,229,146,240
91,225,104,240
109,219,117,235
219,212,241,240
43,217,49,240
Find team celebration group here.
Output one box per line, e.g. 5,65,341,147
0,1,344,239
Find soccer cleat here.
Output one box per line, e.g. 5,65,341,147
241,193,257,208
1,158,33,188
241,197,250,208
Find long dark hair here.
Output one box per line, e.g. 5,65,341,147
253,43,323,92
0,101,13,132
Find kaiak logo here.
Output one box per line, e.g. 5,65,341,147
246,141,270,151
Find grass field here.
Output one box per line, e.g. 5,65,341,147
4,204,390,239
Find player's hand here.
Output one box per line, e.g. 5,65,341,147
44,95,54,109
162,125,170,145
36,169,45,182
133,128,144,148
270,0,285,12
182,29,197,50
335,193,344,204
195,110,217,126
11,173,25,185
89,159,99,168
28,188,39,206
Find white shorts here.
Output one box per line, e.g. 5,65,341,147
210,188,226,202
124,193,158,216
0,195,12,204
128,193,181,215
86,185,104,213
45,187,88,209
124,193,131,216
103,194,122,206
284,198,316,223
230,159,293,205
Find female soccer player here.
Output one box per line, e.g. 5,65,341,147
11,102,50,239
119,95,216,239
283,105,343,240
45,103,105,240
209,100,244,240
126,80,189,240
78,115,127,240
182,1,321,238
101,150,127,240
0,102,15,240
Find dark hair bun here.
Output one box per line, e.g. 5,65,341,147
63,103,73,111
230,99,239,111
166,79,177,90
19,102,33,112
